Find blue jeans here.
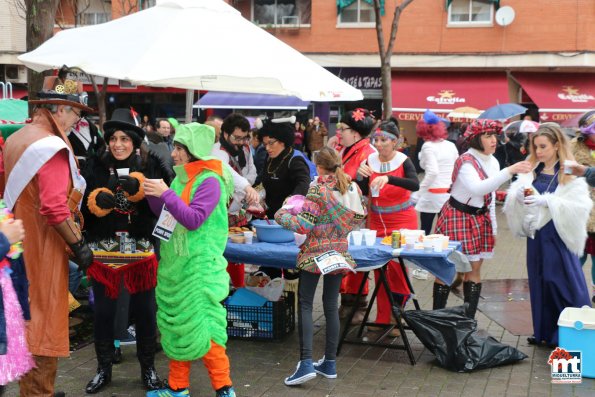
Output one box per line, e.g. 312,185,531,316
68,260,83,294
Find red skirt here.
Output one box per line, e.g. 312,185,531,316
87,254,158,299
435,201,494,257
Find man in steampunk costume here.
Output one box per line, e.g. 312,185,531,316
3,74,94,396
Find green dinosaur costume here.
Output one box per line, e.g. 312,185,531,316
156,123,233,361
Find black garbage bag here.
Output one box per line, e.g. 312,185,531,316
403,305,528,372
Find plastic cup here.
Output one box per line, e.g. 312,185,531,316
116,168,129,176
243,231,253,244
351,231,363,246
433,239,443,252
370,186,380,197
405,236,415,250
442,236,450,249
364,230,377,246
564,160,574,175
423,239,433,252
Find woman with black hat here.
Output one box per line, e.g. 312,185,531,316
81,108,172,394
258,116,311,279
259,116,311,219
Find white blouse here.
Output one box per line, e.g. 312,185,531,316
449,148,511,235
415,140,459,213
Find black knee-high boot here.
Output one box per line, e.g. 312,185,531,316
85,340,113,394
432,283,451,310
463,281,482,318
137,337,162,390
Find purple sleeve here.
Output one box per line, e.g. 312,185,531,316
160,177,221,230
146,195,164,216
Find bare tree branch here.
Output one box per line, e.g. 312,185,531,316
373,0,385,65
372,0,417,120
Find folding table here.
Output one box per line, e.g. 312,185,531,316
336,242,460,365
224,238,460,365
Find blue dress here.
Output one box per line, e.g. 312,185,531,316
526,166,591,345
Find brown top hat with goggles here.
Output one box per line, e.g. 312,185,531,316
29,74,95,113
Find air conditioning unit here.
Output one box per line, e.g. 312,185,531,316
5,65,27,84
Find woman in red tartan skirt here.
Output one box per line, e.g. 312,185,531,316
433,119,532,318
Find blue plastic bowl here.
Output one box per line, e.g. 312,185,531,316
252,219,295,243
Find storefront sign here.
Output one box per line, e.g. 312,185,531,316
557,85,595,104
327,67,382,90
394,111,472,123
539,112,584,123
426,90,467,106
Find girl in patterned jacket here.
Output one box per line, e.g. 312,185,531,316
276,147,366,386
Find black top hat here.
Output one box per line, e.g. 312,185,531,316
103,108,146,147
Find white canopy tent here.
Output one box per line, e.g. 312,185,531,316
19,0,362,120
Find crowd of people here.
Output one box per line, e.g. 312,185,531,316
0,74,593,395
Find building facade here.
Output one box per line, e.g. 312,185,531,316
232,0,595,142
2,1,593,140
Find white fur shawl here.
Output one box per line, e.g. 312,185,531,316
503,172,592,255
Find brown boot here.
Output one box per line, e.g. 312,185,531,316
19,355,58,396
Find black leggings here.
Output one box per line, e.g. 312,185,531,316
92,281,157,341
419,212,437,236
297,271,343,361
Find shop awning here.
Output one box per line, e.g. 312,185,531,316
391,72,510,121
194,91,309,110
513,73,595,123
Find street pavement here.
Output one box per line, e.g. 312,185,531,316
4,210,595,397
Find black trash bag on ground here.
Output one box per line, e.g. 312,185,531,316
403,305,528,372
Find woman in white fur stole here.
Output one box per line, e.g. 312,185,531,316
503,123,592,347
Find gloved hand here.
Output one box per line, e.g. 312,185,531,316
69,238,94,271
524,194,548,208
95,192,116,209
118,175,140,195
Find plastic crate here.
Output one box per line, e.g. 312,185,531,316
224,290,295,340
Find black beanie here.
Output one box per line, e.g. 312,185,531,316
259,119,295,147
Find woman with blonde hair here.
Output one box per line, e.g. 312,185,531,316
275,147,366,386
504,123,592,347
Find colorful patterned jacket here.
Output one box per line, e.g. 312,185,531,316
275,176,367,274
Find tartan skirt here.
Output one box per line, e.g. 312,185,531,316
435,201,494,257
